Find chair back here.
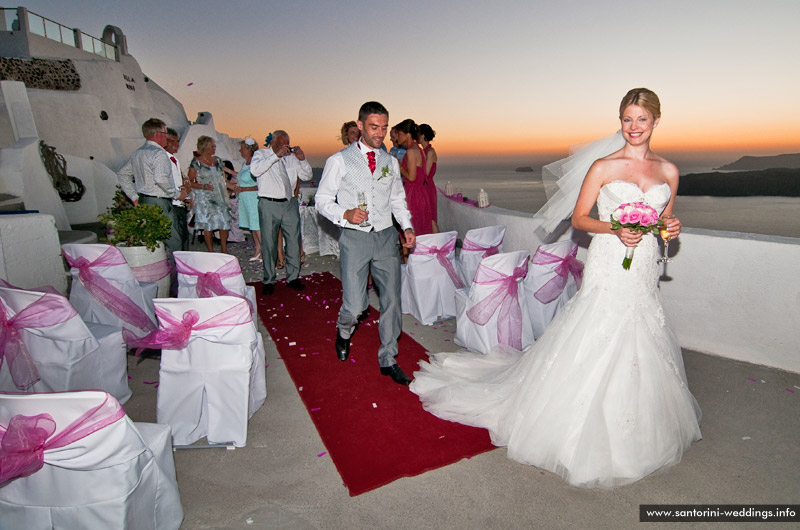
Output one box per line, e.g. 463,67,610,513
408,231,462,287
0,391,183,529
457,225,506,286
61,243,156,335
173,251,256,314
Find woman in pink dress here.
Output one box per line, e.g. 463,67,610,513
396,119,434,236
418,123,439,233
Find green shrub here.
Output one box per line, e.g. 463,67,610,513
99,203,171,252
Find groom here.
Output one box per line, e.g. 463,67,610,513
316,101,416,385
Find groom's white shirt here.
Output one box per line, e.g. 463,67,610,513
316,140,412,232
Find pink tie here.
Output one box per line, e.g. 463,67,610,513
367,151,376,174
170,156,177,166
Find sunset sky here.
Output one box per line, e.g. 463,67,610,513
18,0,800,166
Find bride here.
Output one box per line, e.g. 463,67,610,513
410,88,702,488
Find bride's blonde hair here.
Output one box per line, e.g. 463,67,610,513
619,88,661,119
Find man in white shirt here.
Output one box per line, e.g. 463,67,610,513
165,128,190,251
316,101,416,385
117,118,189,256
250,130,313,294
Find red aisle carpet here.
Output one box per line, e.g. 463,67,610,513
252,272,495,496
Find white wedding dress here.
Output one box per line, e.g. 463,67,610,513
411,180,702,488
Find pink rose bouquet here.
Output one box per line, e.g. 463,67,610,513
610,202,664,270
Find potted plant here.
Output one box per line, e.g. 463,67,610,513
99,188,172,296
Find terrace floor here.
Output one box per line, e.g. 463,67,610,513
122,234,800,530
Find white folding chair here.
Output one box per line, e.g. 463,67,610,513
173,251,257,316
401,231,464,325
454,250,533,354
0,391,183,530
523,239,583,339
153,296,266,448
61,243,157,339
0,284,131,404
456,225,506,287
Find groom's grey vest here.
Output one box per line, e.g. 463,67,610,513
339,144,398,232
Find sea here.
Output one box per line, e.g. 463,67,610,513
432,156,721,215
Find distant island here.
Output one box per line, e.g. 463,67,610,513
515,166,534,173
715,153,800,171
678,168,800,197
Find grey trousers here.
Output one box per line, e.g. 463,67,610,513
337,227,402,368
259,197,301,285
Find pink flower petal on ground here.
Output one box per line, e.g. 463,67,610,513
787,389,795,393
746,378,757,382
317,452,327,457
143,381,158,385
444,339,450,342
350,358,356,363
311,407,321,411
187,82,194,86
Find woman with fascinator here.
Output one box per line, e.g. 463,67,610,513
411,88,701,488
235,137,262,261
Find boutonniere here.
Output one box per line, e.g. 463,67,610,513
377,165,391,180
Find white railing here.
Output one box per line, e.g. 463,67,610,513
437,190,800,374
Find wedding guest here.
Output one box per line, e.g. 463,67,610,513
236,138,262,261
222,159,246,243
117,118,189,255
187,136,231,253
418,123,439,233
411,88,700,488
165,128,191,251
340,120,360,146
250,130,313,294
316,101,416,386
396,119,434,236
389,126,406,162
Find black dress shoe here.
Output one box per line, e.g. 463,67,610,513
357,307,371,322
380,364,412,386
335,332,350,361
262,283,274,295
286,278,305,291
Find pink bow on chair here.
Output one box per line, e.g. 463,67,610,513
531,245,583,304
413,238,466,289
466,261,529,350
0,393,125,486
123,300,252,353
62,247,156,335
0,292,79,390
174,257,253,312
461,237,501,259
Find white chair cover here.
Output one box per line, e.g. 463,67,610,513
173,250,257,317
454,250,533,354
0,391,183,530
61,243,157,338
456,225,506,287
0,285,131,404
401,231,463,325
154,296,266,447
523,239,583,339
299,204,320,255
317,212,340,258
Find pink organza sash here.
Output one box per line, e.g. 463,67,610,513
461,237,501,259
0,393,125,486
129,259,170,283
123,300,252,352
413,238,465,289
174,256,253,312
466,261,529,350
0,292,79,390
531,245,583,304
62,247,156,334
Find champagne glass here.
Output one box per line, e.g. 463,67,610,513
658,215,674,263
357,192,370,227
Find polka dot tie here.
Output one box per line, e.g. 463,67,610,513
367,151,376,174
